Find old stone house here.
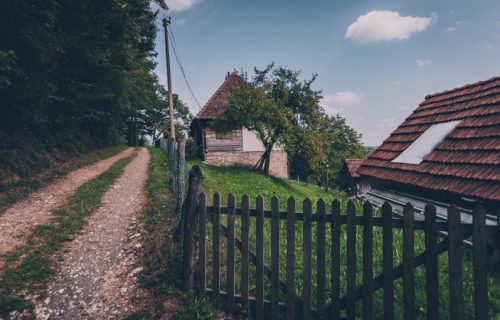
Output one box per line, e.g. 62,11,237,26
190,73,288,178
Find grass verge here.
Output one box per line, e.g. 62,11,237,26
0,153,134,318
0,145,128,214
129,148,217,320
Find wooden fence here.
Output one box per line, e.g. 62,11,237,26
192,192,498,320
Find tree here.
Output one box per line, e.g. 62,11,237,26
214,64,324,175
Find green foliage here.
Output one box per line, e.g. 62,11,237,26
213,64,324,175
0,0,165,151
0,154,134,317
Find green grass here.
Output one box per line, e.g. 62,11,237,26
0,145,128,214
194,161,500,319
130,148,217,320
191,160,344,210
0,153,134,317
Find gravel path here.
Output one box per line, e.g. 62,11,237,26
0,148,134,272
34,148,150,319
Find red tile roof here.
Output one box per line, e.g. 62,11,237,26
344,159,365,178
195,73,244,120
359,76,500,202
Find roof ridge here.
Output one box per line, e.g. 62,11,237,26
423,76,500,101
194,72,242,120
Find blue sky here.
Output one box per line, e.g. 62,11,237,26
153,0,500,146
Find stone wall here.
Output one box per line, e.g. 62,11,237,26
204,151,288,179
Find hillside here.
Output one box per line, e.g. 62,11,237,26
191,161,346,209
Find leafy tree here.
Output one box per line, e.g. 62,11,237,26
214,64,324,175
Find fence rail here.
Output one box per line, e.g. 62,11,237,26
193,192,498,320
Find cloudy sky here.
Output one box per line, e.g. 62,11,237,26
153,0,500,146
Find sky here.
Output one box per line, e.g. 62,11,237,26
152,0,500,146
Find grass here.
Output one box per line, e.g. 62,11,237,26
194,161,500,319
0,153,134,318
130,148,217,320
0,145,128,214
191,160,344,210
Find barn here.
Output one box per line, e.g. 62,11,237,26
190,73,288,178
357,76,500,222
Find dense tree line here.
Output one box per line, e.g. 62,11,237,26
0,0,171,152
214,64,366,185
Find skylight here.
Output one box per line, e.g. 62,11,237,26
392,120,461,164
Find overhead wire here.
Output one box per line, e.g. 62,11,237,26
167,24,202,111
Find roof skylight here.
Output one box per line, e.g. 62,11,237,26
391,120,461,164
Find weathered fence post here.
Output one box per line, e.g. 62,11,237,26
181,165,203,291
175,139,186,218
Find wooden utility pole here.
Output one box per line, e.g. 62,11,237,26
163,17,176,140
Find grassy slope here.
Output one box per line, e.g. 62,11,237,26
192,161,345,210
0,145,127,213
0,154,134,317
194,161,500,319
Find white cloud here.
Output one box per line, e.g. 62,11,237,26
322,91,363,114
345,10,436,44
378,117,399,129
416,59,432,67
445,27,456,33
167,0,200,12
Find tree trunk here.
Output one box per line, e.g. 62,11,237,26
253,144,273,176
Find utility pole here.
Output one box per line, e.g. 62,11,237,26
325,164,329,191
163,17,176,140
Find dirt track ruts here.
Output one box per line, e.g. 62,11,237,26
0,148,134,272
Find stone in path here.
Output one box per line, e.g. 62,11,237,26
35,148,151,320
0,148,134,272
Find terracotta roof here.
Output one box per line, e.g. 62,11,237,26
344,159,365,178
359,76,500,202
195,73,244,120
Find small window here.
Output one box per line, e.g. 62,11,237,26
216,130,233,140
392,120,461,164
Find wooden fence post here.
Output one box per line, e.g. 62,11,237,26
175,139,186,218
181,165,203,291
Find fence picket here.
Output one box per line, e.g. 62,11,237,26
286,197,296,320
212,192,221,307
303,198,312,320
448,204,464,320
241,194,250,313
473,205,488,320
227,194,236,314
256,195,265,320
271,196,280,319
198,192,207,295
346,200,356,320
362,202,373,320
316,199,326,320
403,204,415,320
424,204,439,320
382,202,394,320
331,200,341,320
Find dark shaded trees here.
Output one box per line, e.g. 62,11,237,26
0,0,166,150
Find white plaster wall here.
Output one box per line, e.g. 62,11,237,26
242,128,283,151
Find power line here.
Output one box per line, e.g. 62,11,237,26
167,25,202,111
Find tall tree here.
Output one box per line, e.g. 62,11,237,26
214,64,324,175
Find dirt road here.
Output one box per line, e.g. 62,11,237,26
35,148,150,319
0,148,134,272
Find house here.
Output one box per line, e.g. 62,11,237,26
357,76,500,222
338,158,365,195
190,73,288,178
